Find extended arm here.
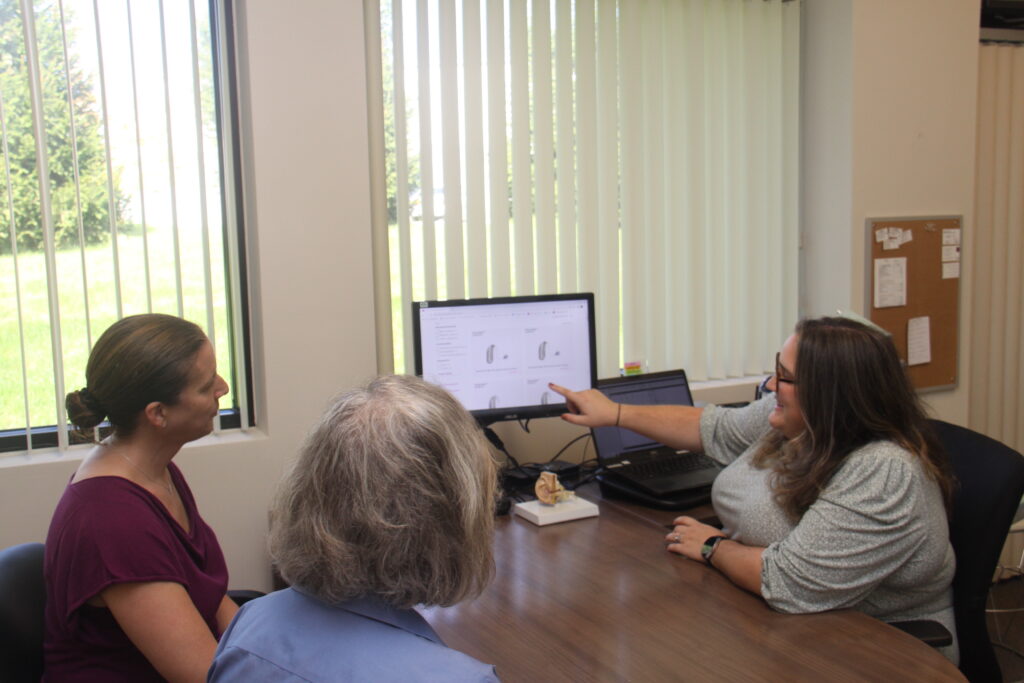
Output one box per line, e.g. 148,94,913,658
101,581,221,683
548,382,704,452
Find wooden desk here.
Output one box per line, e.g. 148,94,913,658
422,488,964,682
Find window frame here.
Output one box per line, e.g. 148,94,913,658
0,0,253,454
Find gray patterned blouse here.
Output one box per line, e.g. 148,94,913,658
699,396,958,663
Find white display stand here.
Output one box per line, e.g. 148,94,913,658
513,497,599,526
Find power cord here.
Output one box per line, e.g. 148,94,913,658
489,426,604,500
567,465,604,490
580,436,593,466
546,432,591,464
483,426,520,469
565,435,604,490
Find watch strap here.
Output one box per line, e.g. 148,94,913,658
701,535,725,567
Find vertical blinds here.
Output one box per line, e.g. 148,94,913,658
372,0,800,380
971,42,1024,451
0,0,246,452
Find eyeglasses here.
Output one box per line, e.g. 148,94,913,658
775,352,797,386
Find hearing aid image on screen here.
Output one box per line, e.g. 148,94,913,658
411,293,597,425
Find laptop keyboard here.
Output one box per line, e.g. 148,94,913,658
617,451,717,480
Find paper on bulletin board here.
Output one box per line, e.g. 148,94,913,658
874,257,907,308
907,316,932,366
876,227,913,251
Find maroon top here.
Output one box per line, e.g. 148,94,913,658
43,462,228,681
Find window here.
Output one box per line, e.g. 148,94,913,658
0,0,249,452
370,0,799,382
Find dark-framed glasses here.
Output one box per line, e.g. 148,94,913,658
775,353,797,385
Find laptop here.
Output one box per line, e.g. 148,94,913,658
592,370,721,506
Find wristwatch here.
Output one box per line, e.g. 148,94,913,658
700,535,725,567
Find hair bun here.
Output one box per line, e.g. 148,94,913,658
66,387,106,435
78,388,105,415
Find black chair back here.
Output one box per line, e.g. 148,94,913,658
0,542,45,682
930,419,1024,683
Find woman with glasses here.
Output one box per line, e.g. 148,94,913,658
550,316,958,663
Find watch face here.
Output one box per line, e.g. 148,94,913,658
701,536,722,561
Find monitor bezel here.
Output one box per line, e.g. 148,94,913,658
411,292,598,426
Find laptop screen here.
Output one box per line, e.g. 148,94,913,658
592,370,694,458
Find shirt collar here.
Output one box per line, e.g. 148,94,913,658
292,587,442,644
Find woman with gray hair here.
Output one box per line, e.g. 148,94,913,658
208,374,500,681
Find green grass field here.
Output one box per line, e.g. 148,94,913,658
0,234,234,431
1,218,479,433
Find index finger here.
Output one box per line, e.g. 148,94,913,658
548,382,573,399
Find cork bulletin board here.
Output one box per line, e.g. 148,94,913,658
865,216,961,391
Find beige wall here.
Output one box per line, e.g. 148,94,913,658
0,0,984,589
802,0,979,425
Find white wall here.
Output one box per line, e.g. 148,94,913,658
801,0,979,425
0,0,984,588
800,0,853,317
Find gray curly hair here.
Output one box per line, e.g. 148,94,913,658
269,374,497,608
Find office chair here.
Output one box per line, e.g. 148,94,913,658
227,589,265,606
938,419,1024,682
894,420,1024,683
0,542,45,683
0,540,264,682
754,375,773,400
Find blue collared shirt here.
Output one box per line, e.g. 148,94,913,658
208,588,500,682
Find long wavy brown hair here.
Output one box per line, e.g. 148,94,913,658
752,317,954,520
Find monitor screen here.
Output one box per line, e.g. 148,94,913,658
412,293,597,425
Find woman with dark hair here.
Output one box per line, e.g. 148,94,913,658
551,316,958,663
208,374,499,681
45,313,234,681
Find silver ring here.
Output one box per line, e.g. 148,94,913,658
672,534,681,543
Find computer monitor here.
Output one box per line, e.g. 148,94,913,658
412,293,598,425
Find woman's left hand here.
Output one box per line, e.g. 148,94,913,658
665,516,725,562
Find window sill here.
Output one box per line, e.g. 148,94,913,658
0,427,268,468
689,375,765,406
